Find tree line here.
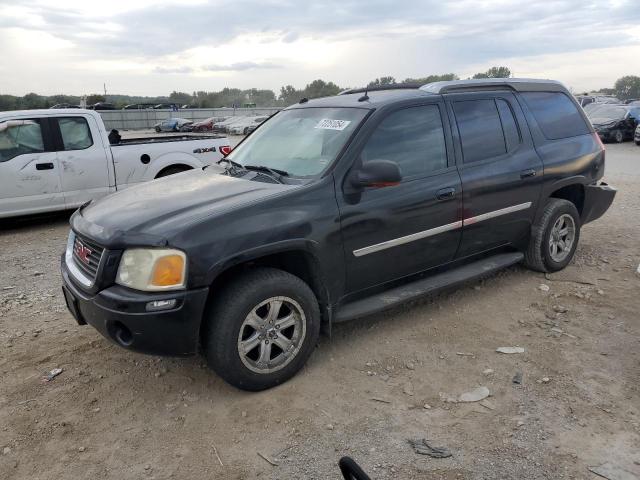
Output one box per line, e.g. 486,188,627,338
1,68,639,112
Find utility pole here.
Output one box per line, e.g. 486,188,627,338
103,83,107,98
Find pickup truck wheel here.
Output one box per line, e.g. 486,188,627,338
524,199,581,273
155,127,161,133
203,268,320,391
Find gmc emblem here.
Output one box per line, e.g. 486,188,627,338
74,240,92,265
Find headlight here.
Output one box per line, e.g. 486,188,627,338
116,248,187,291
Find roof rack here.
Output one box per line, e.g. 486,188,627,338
338,83,421,96
419,78,567,94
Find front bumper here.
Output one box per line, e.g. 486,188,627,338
581,182,616,224
61,255,209,356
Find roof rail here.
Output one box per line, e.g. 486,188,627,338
338,83,421,96
419,78,567,94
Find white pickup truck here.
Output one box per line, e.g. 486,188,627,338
0,109,230,218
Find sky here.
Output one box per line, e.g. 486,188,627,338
1,0,639,97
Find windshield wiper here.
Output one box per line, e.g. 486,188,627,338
243,165,289,183
215,157,246,176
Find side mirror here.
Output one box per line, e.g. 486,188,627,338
350,160,401,188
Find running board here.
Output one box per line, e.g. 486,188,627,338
334,252,524,323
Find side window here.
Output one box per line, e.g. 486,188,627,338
453,99,506,163
0,119,45,162
520,92,590,140
496,99,521,151
361,105,447,178
58,117,93,150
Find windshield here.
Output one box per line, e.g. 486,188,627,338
227,107,368,177
588,105,627,120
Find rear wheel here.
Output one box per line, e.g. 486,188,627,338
202,268,320,391
524,199,581,273
613,129,624,143
155,126,161,133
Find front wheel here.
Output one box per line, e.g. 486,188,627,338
202,268,321,391
524,199,581,273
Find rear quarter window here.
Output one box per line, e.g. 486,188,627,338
521,92,590,140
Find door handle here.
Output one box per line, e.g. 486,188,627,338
36,162,54,170
520,169,536,179
436,187,456,200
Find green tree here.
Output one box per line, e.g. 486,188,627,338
402,73,459,84
169,91,194,106
303,79,342,99
473,66,512,79
86,94,106,105
279,85,301,106
613,76,640,100
368,76,396,87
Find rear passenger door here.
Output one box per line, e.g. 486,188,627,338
53,116,112,209
447,92,543,257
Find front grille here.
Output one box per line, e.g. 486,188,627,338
72,234,105,282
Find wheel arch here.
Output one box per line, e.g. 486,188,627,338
201,244,333,342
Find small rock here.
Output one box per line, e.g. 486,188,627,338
512,372,523,384
241,411,247,418
552,305,568,313
405,362,415,370
326,424,334,430
365,362,372,367
3,446,11,455
539,284,550,292
541,377,550,383
458,386,490,403
597,289,604,295
403,382,415,396
43,367,63,382
78,446,86,452
423,404,431,410
516,420,525,427
483,368,494,376
496,347,525,354
144,465,151,471
33,271,44,276
92,407,101,413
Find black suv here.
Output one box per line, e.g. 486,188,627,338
61,79,615,391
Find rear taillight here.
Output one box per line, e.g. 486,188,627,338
219,145,232,156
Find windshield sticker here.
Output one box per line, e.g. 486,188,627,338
315,119,351,131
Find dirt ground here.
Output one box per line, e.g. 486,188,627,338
1,144,639,480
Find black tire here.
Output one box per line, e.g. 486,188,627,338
524,198,581,273
155,166,190,178
202,268,321,391
155,126,161,133
635,140,640,146
612,129,624,143
243,127,249,135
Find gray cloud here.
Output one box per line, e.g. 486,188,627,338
202,62,282,72
5,0,640,72
153,66,194,74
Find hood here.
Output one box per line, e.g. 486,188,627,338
72,166,295,248
590,117,621,127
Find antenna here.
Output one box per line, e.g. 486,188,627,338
358,85,369,102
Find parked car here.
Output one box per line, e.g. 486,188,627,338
576,95,621,107
228,116,269,135
153,103,178,110
60,79,615,391
0,109,229,218
192,117,229,132
586,104,640,143
90,102,117,111
154,118,194,132
123,103,155,110
634,124,640,145
49,104,81,109
211,116,247,133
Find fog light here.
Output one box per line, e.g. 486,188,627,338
146,299,177,311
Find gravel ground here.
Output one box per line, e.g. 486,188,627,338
0,143,639,480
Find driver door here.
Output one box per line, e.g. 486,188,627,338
337,102,462,294
0,117,64,217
